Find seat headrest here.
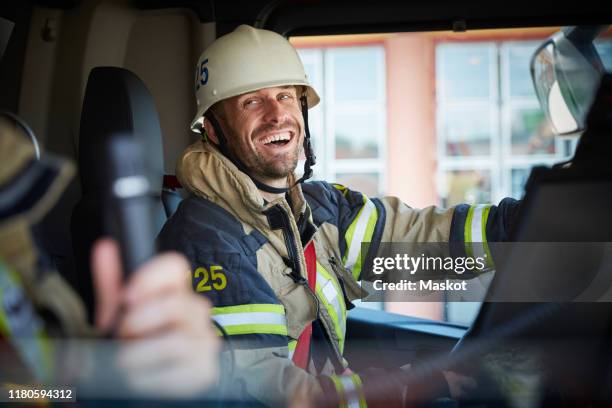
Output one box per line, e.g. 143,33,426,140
79,67,163,193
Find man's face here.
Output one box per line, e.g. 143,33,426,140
212,86,304,182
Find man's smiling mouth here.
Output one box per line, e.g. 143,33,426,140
259,131,293,148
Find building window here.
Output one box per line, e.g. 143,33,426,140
297,46,387,198
436,40,580,325
436,40,576,210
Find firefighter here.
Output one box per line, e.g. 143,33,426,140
0,113,220,399
158,25,519,406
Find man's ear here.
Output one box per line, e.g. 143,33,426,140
203,117,219,144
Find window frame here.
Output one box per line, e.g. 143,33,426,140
297,45,388,197
436,39,576,206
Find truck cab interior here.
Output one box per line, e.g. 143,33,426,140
2,0,612,406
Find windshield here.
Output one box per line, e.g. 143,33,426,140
291,26,612,327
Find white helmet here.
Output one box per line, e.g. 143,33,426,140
191,25,320,131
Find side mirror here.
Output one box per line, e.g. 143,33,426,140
530,26,607,136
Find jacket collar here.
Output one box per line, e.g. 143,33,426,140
177,139,309,230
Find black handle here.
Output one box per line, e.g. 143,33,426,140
101,134,156,276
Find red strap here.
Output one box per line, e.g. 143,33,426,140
304,241,317,288
292,241,317,369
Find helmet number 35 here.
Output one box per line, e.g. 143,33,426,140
195,58,209,91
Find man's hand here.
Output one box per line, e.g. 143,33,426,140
92,238,220,397
443,370,477,399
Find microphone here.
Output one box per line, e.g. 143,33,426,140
101,133,156,276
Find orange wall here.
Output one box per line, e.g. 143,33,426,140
384,33,443,320
385,33,438,209
294,33,443,320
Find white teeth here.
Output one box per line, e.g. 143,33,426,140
262,132,290,145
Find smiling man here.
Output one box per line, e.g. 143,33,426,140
157,25,520,407
205,84,304,196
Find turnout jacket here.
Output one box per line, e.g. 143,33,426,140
0,127,92,388
158,139,520,406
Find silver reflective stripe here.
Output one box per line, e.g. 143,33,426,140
322,279,338,303
317,271,346,336
287,340,297,360
470,204,486,259
212,312,286,327
345,199,376,270
339,376,361,408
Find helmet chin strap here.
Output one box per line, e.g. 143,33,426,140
204,112,290,194
203,94,316,195
295,95,316,185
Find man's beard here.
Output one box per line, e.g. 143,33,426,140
252,147,300,179
229,121,302,180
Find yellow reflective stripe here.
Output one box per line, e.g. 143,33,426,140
316,262,346,353
220,324,287,336
0,263,52,382
212,304,285,315
316,279,342,344
317,261,346,331
212,304,287,336
464,205,494,271
330,375,347,407
0,264,16,338
464,206,474,258
471,205,485,264
288,339,297,360
352,209,378,281
0,288,9,337
350,374,368,408
331,374,367,408
481,205,494,268
0,313,8,337
36,331,53,383
333,183,349,197
464,206,490,248
343,196,378,280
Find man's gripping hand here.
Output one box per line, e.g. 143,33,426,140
92,238,220,398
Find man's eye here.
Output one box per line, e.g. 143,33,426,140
278,93,293,101
244,99,260,107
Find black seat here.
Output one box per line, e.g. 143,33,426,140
71,67,165,322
